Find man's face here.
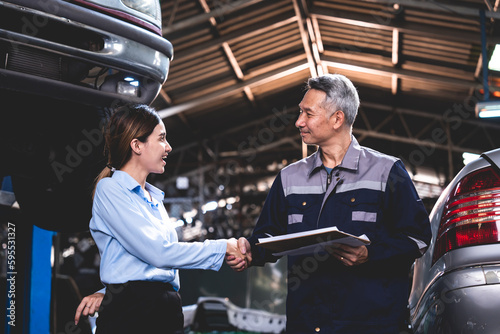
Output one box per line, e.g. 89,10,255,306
296,89,335,146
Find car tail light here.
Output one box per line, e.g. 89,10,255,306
433,166,500,263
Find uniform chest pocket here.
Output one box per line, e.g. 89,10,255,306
341,193,381,223
287,197,320,226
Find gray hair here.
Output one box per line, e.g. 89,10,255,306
305,74,360,126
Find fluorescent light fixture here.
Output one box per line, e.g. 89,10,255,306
489,44,500,72
462,152,480,165
202,201,218,213
173,219,185,228
475,100,500,118
176,176,189,190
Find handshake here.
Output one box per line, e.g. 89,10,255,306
225,238,252,272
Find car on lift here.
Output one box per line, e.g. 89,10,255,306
409,148,500,333
0,0,173,106
0,0,173,232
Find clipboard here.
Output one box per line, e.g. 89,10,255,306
256,226,370,256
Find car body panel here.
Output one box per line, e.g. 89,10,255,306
0,0,173,106
68,0,162,34
409,148,500,333
413,282,500,334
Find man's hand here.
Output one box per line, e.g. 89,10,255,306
330,244,368,266
74,292,104,325
225,237,252,272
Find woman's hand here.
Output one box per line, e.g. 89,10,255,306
74,292,104,325
225,237,252,272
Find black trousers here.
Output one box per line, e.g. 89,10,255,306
96,281,184,334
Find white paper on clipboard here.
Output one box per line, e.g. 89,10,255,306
272,234,369,256
256,226,370,257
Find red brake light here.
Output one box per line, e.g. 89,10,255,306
433,166,500,263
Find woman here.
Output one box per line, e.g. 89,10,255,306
74,104,246,333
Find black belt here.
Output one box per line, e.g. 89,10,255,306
106,280,175,292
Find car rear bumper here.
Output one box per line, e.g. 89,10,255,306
411,264,500,334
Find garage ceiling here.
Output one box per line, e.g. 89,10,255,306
146,0,500,232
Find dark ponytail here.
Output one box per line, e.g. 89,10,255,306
92,104,161,198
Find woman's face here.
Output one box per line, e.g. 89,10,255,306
140,122,172,174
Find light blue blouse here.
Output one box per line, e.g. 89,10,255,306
89,170,226,291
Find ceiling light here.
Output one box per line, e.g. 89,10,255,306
489,44,500,72
475,100,500,118
202,201,218,213
176,176,189,190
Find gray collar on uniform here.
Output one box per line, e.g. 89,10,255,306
306,135,361,177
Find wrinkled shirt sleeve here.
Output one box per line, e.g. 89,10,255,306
92,177,226,271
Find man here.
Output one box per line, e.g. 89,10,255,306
227,74,432,333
